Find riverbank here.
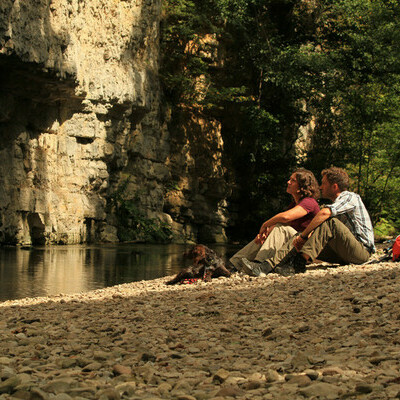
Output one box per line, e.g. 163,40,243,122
1,262,400,399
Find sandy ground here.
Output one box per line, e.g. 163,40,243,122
1,260,400,399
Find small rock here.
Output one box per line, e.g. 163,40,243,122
304,369,320,381
113,364,132,376
188,347,201,353
0,376,22,394
225,376,246,386
241,380,262,390
60,359,77,369
291,351,310,369
43,379,74,394
30,387,50,400
265,369,284,383
54,394,73,400
213,368,230,383
140,353,156,362
115,382,136,396
157,382,172,396
76,357,92,368
176,395,197,400
285,374,312,387
13,389,32,400
97,388,120,400
215,386,244,398
296,324,310,333
300,382,342,399
308,355,326,365
385,384,400,398
0,366,16,380
355,383,374,394
15,333,27,339
172,379,192,393
262,327,273,337
67,386,96,397
248,372,265,381
82,362,102,372
321,367,344,376
93,351,110,361
370,356,389,365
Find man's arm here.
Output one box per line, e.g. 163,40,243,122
293,207,332,251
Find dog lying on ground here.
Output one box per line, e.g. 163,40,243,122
166,244,232,285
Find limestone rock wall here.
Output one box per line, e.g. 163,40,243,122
0,0,230,245
0,0,169,245
164,111,230,243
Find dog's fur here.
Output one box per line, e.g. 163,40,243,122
166,244,232,285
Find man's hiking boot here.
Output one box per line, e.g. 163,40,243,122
241,258,273,277
273,248,306,277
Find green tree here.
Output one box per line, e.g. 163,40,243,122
304,0,400,234
161,0,318,239
161,0,400,240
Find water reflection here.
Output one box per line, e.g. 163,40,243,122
0,243,239,301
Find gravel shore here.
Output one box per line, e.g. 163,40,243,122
1,261,400,399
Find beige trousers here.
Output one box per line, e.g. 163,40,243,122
230,224,298,271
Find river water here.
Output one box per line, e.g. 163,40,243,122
0,243,240,302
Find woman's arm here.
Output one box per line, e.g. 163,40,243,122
258,205,307,236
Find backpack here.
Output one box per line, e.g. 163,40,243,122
392,235,400,262
364,235,400,264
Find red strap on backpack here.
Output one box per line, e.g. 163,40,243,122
392,235,400,262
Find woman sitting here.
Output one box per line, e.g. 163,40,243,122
230,168,320,276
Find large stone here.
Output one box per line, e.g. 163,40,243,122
299,382,343,399
0,376,21,394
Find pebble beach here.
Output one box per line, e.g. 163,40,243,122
1,261,400,400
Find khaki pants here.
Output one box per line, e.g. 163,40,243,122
267,218,371,267
302,218,370,264
230,224,297,271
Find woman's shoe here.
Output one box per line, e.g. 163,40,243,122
241,258,273,277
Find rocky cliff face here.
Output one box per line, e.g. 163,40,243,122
164,110,229,243
0,0,229,244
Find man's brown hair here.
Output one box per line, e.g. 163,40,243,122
321,167,349,191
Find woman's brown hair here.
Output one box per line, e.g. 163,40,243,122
294,168,320,199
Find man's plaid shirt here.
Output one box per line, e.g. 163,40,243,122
326,191,376,253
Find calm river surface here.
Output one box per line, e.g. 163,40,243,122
0,243,240,302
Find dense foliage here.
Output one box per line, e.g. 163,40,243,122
304,0,400,237
161,0,400,240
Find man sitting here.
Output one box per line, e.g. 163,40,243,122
244,167,375,276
